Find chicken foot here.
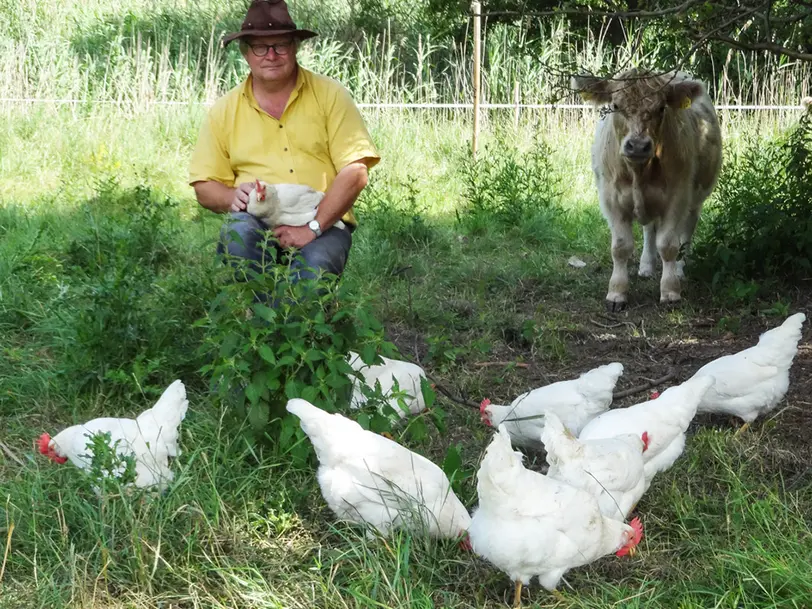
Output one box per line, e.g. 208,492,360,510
512,580,522,608
733,422,751,437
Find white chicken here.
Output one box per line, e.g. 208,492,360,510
479,362,624,449
579,375,714,486
468,424,643,608
37,380,188,491
347,351,428,418
542,411,648,521
285,398,471,544
246,180,346,230
691,312,806,435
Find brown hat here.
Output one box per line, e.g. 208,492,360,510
222,0,317,47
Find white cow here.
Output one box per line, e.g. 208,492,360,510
572,69,723,310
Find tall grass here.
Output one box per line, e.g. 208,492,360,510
0,0,808,107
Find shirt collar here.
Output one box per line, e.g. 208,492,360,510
242,67,307,115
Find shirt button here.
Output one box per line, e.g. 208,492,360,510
284,147,288,151
279,124,283,129
289,169,294,173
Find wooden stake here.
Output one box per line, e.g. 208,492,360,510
513,79,520,128
472,0,482,159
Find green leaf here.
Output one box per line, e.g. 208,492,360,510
420,377,436,409
304,349,324,363
277,355,297,367
245,382,262,405
442,444,463,479
361,343,379,365
253,303,277,322
370,413,391,434
219,332,240,358
258,344,276,364
406,417,428,443
356,413,371,430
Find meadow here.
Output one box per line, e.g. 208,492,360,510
1,1,811,607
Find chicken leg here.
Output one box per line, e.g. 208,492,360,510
513,580,522,608
733,422,750,438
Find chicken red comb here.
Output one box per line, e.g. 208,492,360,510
650,391,660,399
641,431,650,452
479,398,492,426
616,517,643,557
37,433,52,455
629,516,644,544
458,531,473,552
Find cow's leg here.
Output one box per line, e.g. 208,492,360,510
676,205,701,279
638,223,657,278
607,218,634,311
657,218,682,304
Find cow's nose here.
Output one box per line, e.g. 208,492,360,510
623,137,653,159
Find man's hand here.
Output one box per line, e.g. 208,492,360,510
273,225,316,249
230,182,256,213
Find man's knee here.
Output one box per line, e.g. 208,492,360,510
298,227,352,276
218,212,266,260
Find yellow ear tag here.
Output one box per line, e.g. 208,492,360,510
680,97,692,109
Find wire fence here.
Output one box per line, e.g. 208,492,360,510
0,97,807,111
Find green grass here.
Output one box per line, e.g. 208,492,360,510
2,1,811,606
1,99,811,609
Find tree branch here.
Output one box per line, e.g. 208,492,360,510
481,0,705,20
700,34,812,63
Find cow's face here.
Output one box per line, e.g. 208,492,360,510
571,71,705,165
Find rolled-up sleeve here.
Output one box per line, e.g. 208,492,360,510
188,109,236,186
326,85,380,172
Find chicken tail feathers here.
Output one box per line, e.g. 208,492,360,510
660,375,714,427
576,362,624,403
477,425,524,499
147,380,189,428
755,312,806,367
540,411,579,463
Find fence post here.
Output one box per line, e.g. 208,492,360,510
472,0,481,160
513,79,520,128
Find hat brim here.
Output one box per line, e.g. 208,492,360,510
222,28,317,46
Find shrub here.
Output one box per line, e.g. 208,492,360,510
197,239,406,457
456,136,563,236
692,111,812,291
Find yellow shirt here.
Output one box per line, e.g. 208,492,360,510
188,67,380,226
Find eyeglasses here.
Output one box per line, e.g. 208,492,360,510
247,42,293,57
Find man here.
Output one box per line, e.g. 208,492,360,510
189,0,379,285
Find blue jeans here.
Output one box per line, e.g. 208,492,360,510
217,212,352,292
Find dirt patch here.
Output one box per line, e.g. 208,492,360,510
385,291,812,482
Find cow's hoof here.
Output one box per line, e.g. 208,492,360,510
605,299,627,313
660,292,682,306
638,265,655,278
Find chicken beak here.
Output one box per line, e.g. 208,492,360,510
628,545,637,558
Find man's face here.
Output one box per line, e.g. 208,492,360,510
242,35,298,84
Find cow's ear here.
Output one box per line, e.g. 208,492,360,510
571,75,612,105
665,79,705,109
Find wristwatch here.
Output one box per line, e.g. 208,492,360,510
308,219,322,237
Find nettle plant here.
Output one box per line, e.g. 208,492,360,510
198,236,444,455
